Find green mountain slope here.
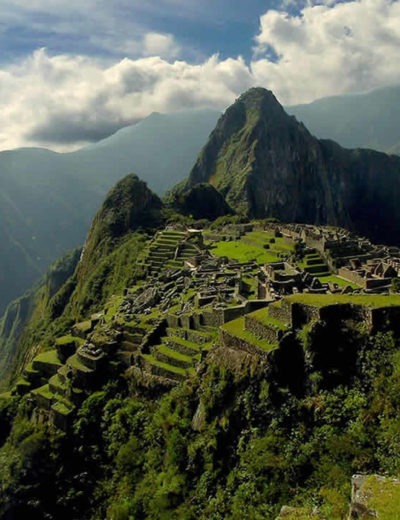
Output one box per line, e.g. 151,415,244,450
1,205,400,517
0,174,167,388
182,87,400,245
0,109,219,315
0,248,81,390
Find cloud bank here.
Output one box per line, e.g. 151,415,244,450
1,0,400,151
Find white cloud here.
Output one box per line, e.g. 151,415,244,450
143,33,181,58
1,0,400,151
253,0,400,104
0,49,254,151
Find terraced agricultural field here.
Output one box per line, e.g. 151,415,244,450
286,293,400,307
318,274,360,288
209,230,296,264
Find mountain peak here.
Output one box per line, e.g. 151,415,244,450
233,87,286,124
181,87,400,244
81,174,165,267
184,87,309,216
238,86,282,109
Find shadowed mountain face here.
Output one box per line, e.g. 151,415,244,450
0,109,220,315
184,88,400,245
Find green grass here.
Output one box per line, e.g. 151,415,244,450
15,377,31,388
246,231,295,252
104,296,124,323
210,241,280,264
286,293,400,308
32,384,54,400
166,336,201,350
317,274,360,288
49,374,67,391
209,229,296,265
242,276,258,296
222,317,278,353
74,320,92,333
247,308,289,330
34,349,62,366
24,363,40,375
52,400,73,415
275,507,318,519
156,344,196,363
55,334,84,346
246,231,274,241
67,354,93,373
141,354,188,376
362,476,400,519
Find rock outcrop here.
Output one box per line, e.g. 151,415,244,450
349,474,400,518
170,182,233,220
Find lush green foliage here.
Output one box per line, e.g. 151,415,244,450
2,325,400,518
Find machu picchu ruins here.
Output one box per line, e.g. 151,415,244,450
10,221,400,433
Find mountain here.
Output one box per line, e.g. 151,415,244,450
0,174,166,389
2,168,400,517
0,109,219,315
287,84,400,153
0,248,82,390
4,85,400,316
181,87,400,245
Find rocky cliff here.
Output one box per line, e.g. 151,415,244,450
183,87,400,245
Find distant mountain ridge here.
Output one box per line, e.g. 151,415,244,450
181,87,400,245
0,109,220,315
2,84,400,315
287,84,400,154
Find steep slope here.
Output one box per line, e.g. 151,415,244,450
287,84,400,153
70,173,166,316
0,109,219,314
183,87,400,245
0,175,166,386
0,248,81,390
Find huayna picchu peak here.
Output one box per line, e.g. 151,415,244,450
178,87,400,246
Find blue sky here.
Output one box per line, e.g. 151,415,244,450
1,1,282,64
1,0,400,151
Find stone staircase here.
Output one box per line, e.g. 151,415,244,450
139,230,187,274
117,321,152,366
300,250,330,277
137,325,215,383
137,229,201,275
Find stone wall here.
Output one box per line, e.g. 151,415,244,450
166,315,180,328
140,319,167,352
291,303,321,328
268,303,292,325
179,314,194,329
202,310,225,327
222,305,246,323
365,277,391,290
319,303,357,323
305,237,325,253
244,315,283,343
338,267,366,287
222,301,269,324
220,329,270,359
